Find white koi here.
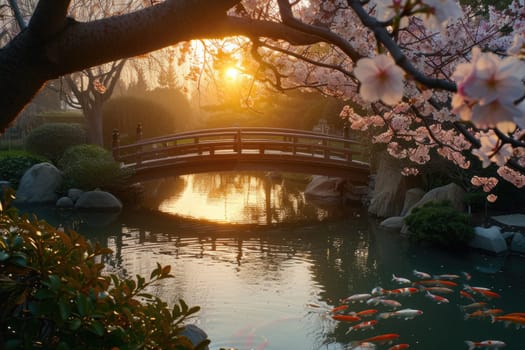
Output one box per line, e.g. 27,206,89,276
392,274,412,285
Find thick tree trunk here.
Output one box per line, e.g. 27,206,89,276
0,0,322,132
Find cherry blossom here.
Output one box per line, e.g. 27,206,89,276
353,54,404,106
419,0,463,31
472,130,514,168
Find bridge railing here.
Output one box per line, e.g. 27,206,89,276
112,127,364,168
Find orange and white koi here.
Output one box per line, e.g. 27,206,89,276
460,302,487,311
491,315,525,329
366,297,385,306
377,299,402,309
425,291,449,304
371,286,387,296
462,271,472,281
464,340,506,350
388,287,419,296
346,320,378,333
464,309,504,320
350,309,378,318
388,344,410,350
332,314,361,322
412,269,431,279
464,285,501,299
358,333,400,345
505,312,525,318
378,308,423,320
392,274,412,285
344,293,372,303
414,279,458,287
331,305,349,313
350,342,376,349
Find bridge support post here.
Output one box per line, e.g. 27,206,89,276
112,129,120,160
136,123,143,166
235,129,241,154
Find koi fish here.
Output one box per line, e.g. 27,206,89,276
371,286,387,296
491,315,525,329
331,305,349,313
460,302,487,311
464,285,500,299
460,290,475,302
350,342,377,349
464,340,506,350
465,309,504,320
423,287,454,294
505,312,525,318
392,274,412,285
433,273,461,280
388,287,419,296
378,308,423,320
344,293,372,303
332,314,361,322
366,297,385,306
346,320,378,333
352,309,378,318
414,279,458,287
462,271,472,280
425,291,449,304
412,269,431,279
377,299,402,309
388,344,410,350
358,333,400,345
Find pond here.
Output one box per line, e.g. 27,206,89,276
22,173,525,350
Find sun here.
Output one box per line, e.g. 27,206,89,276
224,66,240,81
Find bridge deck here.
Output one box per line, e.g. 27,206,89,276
113,127,370,184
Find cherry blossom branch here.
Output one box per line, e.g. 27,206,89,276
347,0,456,92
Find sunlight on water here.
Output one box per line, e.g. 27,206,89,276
156,173,335,224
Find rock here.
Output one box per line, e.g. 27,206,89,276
75,190,122,211
405,183,465,216
510,233,525,255
379,216,405,230
56,196,74,208
304,176,344,198
368,153,407,217
15,162,63,204
68,188,84,203
400,188,425,216
468,226,508,255
180,324,209,350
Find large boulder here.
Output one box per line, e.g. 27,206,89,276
468,226,508,255
400,188,425,216
75,190,123,211
15,162,63,204
368,154,407,217
510,232,525,255
405,183,465,216
304,175,345,198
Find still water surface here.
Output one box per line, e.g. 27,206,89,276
31,173,525,350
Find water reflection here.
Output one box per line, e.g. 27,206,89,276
142,172,349,224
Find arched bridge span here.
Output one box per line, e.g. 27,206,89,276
112,127,370,184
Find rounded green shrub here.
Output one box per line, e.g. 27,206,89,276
404,200,474,249
0,150,49,188
58,144,133,191
24,123,87,164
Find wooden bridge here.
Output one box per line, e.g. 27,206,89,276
112,127,370,184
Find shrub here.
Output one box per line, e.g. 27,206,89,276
0,204,209,349
404,200,474,249
25,123,87,164
58,144,133,191
0,150,49,188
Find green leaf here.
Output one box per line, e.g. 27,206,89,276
180,299,188,314
68,317,82,330
76,293,88,317
0,250,10,261
87,320,105,336
59,300,71,320
34,288,56,300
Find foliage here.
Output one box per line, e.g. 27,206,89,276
0,150,49,188
24,123,87,164
0,204,209,350
404,201,475,249
58,144,133,192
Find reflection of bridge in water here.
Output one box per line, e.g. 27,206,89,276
112,127,370,184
